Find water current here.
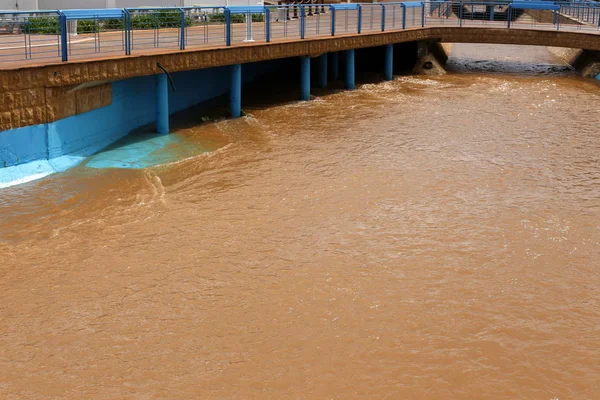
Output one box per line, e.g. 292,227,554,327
1,44,599,399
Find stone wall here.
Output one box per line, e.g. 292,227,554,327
0,84,112,132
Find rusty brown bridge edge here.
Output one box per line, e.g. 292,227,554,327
2,27,599,90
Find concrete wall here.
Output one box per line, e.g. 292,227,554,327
0,0,38,10
0,59,277,185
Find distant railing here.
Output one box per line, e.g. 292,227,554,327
0,1,598,65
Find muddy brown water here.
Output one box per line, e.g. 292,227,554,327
1,44,599,399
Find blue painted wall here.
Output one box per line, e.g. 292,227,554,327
0,59,279,181
0,124,47,167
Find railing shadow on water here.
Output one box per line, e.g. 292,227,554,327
0,1,598,66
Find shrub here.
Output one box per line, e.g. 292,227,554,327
104,18,125,30
209,13,264,24
130,10,192,29
76,19,99,34
26,16,60,35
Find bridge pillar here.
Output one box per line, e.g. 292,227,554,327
384,44,393,81
300,56,311,101
156,73,169,134
330,52,339,81
345,49,355,90
230,63,242,118
318,53,328,89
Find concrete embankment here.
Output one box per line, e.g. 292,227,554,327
548,47,600,79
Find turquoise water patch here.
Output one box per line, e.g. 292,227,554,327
85,132,216,170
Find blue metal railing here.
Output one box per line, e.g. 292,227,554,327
0,1,598,65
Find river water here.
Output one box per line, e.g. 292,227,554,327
1,44,599,399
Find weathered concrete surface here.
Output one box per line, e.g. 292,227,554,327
0,27,599,131
0,84,111,131
549,47,600,78
413,40,449,75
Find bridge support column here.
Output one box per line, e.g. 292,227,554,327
384,44,393,81
156,73,169,134
318,53,328,89
345,49,355,90
300,56,310,101
230,63,242,118
330,52,339,81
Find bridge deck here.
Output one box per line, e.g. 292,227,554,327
0,2,598,70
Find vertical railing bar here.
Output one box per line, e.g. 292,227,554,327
59,11,68,61
358,4,362,34
331,6,335,36
266,7,271,42
180,8,185,50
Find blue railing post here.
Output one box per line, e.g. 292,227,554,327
300,5,306,39
330,6,336,36
124,9,131,55
490,4,494,21
401,4,406,29
265,7,271,42
507,4,511,28
225,9,231,46
179,8,185,50
421,2,425,27
459,1,463,27
24,20,30,60
357,4,362,34
381,4,386,31
58,11,68,62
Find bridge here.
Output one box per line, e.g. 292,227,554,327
0,1,599,187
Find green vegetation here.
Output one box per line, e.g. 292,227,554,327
130,10,192,29
25,16,60,35
209,13,265,24
24,10,261,36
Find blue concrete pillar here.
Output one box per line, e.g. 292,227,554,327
384,44,393,81
330,51,339,81
318,53,328,89
230,63,242,118
345,49,355,90
156,73,169,134
300,56,310,101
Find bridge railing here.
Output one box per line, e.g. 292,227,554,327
0,2,599,65
559,2,600,26
62,9,128,61
0,10,62,63
183,7,228,49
